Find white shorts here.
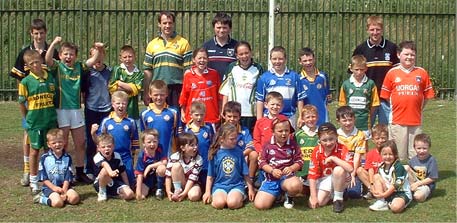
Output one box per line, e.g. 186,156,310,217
56,109,85,129
317,173,351,192
415,185,431,199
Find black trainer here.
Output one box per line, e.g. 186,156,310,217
333,200,344,213
76,172,94,184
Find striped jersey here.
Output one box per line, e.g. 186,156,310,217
294,126,319,176
165,151,203,182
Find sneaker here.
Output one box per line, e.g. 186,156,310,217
171,188,183,202
20,173,30,186
86,173,95,181
33,192,42,203
333,200,344,213
283,195,295,209
155,189,164,200
363,191,374,200
76,173,94,184
369,199,389,211
97,189,107,202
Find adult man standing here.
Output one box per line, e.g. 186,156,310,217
352,15,398,126
202,12,238,80
143,11,192,106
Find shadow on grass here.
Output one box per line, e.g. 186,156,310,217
79,190,97,202
437,170,456,181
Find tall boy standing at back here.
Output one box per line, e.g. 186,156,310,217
10,18,59,186
380,41,434,161
202,12,238,80
143,11,192,106
45,36,103,184
353,15,399,126
298,47,331,127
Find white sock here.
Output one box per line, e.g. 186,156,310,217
333,191,344,202
29,175,38,189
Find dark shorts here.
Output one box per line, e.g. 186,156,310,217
94,179,128,197
386,191,411,205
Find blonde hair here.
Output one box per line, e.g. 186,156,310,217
190,101,206,114
23,49,42,64
301,104,318,117
141,128,159,143
351,55,367,69
149,79,168,93
97,133,114,146
111,90,129,102
46,128,64,141
366,15,383,29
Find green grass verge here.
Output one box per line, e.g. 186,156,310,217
0,100,455,222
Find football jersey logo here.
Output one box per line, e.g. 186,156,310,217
303,85,308,91
206,80,213,86
222,157,235,175
238,140,244,147
394,77,401,83
415,76,422,82
385,53,391,61
199,91,206,97
349,89,354,94
285,78,292,86
317,83,322,89
227,48,235,57
191,83,197,89
49,84,55,91
147,117,153,123
269,80,276,86
203,132,208,139
164,115,170,121
300,139,304,144
123,125,130,131
107,124,114,131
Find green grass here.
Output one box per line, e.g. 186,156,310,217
0,100,455,222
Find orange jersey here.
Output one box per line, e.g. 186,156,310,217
308,143,351,180
380,66,434,125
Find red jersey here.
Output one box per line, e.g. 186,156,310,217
380,66,434,125
252,116,274,153
308,143,351,180
179,66,221,124
364,148,383,173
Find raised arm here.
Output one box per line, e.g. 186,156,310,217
45,36,62,67
86,42,104,67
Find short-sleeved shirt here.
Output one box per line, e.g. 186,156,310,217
18,71,57,129
294,126,319,176
207,147,248,193
259,137,303,181
255,68,306,117
378,160,412,199
353,37,399,96
143,32,192,85
140,103,180,157
49,60,88,109
165,151,203,182
364,148,383,173
252,116,274,153
9,42,58,81
93,151,125,180
308,143,351,180
235,125,254,152
97,112,139,160
134,147,166,175
109,64,143,119
408,155,438,191
81,65,112,112
219,61,263,117
380,66,435,125
179,66,221,124
184,121,215,170
300,69,331,126
38,151,73,189
339,75,380,131
202,36,238,79
337,127,366,164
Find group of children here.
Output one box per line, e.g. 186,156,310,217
12,16,438,214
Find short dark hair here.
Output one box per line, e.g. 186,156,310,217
398,40,416,53
60,42,78,55
158,11,175,23
317,122,337,138
336,106,355,120
414,133,432,147
212,12,232,28
30,18,46,32
223,101,241,116
270,46,287,59
298,47,315,58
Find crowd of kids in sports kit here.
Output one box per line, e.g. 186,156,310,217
10,11,438,214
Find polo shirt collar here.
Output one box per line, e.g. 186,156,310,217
349,75,368,85
29,71,48,80
337,126,359,138
269,135,291,146
301,125,317,136
120,63,140,74
399,65,415,73
301,68,320,81
186,120,205,132
213,35,232,47
148,102,169,114
367,37,386,48
109,111,128,123
158,31,177,40
269,67,290,77
191,66,209,75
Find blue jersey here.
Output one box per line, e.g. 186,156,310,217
134,147,165,175
184,121,214,170
93,151,125,181
300,70,330,126
255,68,305,117
140,103,180,157
208,148,249,193
38,151,73,189
236,125,254,152
97,112,139,160
81,65,112,112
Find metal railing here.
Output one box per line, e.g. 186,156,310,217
1,0,455,101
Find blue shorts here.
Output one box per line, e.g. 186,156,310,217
213,186,246,198
259,176,287,197
94,178,128,197
42,186,73,197
142,173,158,189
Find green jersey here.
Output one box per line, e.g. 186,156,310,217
294,127,319,176
18,71,57,129
109,64,143,119
49,60,88,109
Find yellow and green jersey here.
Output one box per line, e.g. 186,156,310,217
49,60,88,109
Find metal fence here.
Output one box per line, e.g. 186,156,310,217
1,0,455,101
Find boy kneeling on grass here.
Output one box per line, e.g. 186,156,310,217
92,133,134,202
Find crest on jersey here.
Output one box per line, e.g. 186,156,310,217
238,140,244,147
385,53,391,61
107,124,114,131
123,125,130,131
227,48,235,57
269,79,276,86
147,117,153,123
222,157,235,175
206,80,213,86
394,77,401,83
49,84,55,91
300,139,304,144
164,115,170,121
191,83,197,89
199,91,206,97
317,83,322,89
415,76,422,82
363,89,368,94
285,78,292,86
303,85,308,91
203,132,208,138
349,89,354,94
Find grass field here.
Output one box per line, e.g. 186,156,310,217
0,100,455,222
